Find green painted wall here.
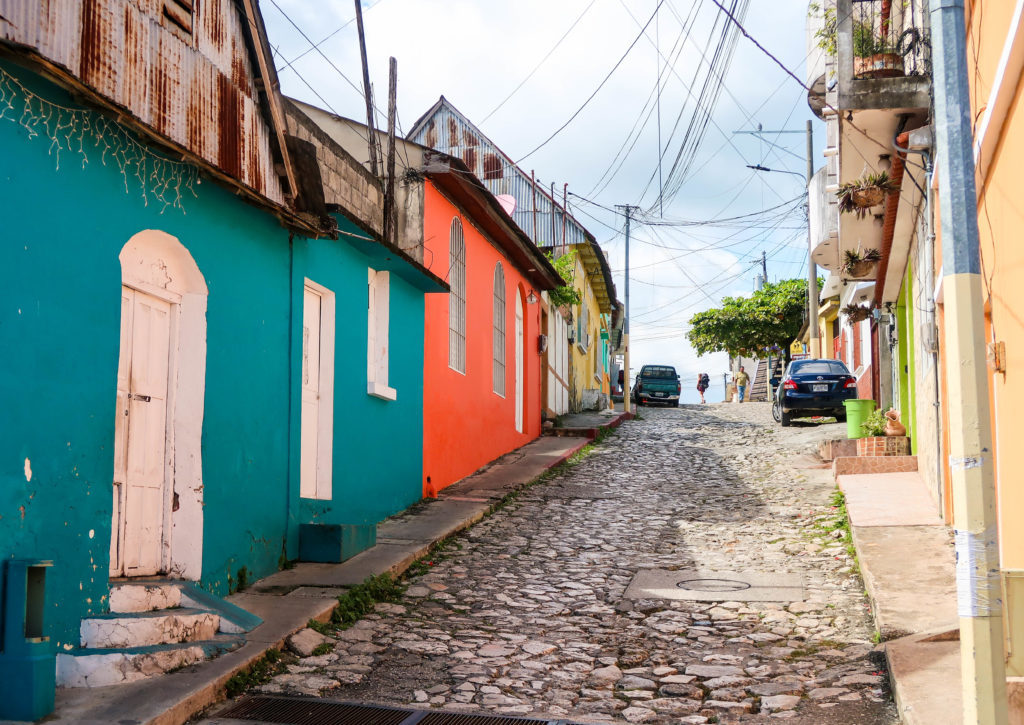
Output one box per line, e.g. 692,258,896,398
896,266,918,453
289,226,425,539
0,62,426,648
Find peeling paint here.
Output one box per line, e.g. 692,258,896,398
24,456,31,481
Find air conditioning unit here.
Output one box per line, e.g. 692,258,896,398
538,334,548,353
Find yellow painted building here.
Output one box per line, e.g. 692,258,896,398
567,239,616,412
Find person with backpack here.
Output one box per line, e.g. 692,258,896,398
697,372,710,404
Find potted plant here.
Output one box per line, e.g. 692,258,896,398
842,303,872,323
857,406,912,455
841,248,882,278
852,23,904,79
836,171,898,216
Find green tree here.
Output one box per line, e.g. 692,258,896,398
546,250,582,308
686,278,808,358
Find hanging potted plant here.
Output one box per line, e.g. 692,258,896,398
841,248,882,278
842,303,873,323
852,23,905,79
836,171,898,217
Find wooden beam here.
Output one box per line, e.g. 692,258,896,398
240,0,299,205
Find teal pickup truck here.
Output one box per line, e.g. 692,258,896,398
631,364,681,406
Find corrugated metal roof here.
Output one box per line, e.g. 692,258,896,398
0,0,283,204
408,97,593,252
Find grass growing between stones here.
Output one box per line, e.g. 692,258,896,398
814,489,860,575
224,648,289,698
331,573,405,628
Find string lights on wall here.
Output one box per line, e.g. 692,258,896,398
0,66,200,213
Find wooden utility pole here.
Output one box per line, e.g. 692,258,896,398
353,0,379,177
384,57,397,245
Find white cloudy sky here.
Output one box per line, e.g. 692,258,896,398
263,0,820,403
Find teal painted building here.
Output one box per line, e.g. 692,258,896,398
0,47,440,659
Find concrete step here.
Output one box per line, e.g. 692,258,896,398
80,608,221,648
107,579,262,634
56,635,244,688
109,581,182,613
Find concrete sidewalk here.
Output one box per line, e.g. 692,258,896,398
34,434,597,725
835,467,959,725
544,408,632,439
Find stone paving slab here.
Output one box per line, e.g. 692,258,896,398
885,630,960,725
838,471,942,527
851,525,957,639
623,569,806,603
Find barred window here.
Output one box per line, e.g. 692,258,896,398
493,262,506,395
448,218,467,373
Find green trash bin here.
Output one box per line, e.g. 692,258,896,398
844,399,876,439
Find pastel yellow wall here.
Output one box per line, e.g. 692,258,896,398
968,0,1024,572
569,251,605,409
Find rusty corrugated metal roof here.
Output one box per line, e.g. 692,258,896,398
0,0,284,205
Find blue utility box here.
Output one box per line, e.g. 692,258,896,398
0,560,55,721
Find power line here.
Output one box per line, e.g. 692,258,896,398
480,0,601,124
515,0,665,164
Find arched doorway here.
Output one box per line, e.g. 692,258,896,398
112,231,207,579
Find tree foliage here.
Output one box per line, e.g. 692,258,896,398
546,250,582,308
686,278,808,358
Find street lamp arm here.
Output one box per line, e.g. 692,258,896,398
746,164,806,180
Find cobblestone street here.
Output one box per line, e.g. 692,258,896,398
260,404,897,723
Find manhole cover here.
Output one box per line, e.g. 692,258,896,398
623,570,805,602
677,578,751,592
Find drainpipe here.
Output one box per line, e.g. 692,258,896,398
930,0,1008,722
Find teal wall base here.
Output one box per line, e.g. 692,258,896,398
298,524,377,563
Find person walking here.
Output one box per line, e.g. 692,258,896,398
697,372,710,404
734,366,750,403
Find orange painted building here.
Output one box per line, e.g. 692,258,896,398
421,169,561,496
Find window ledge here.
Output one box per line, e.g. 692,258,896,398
367,381,397,401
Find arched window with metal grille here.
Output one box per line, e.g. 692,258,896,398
448,218,466,373
493,262,506,395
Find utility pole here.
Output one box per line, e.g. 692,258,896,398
736,123,819,357
616,205,639,414
384,57,397,246
353,0,379,178
806,120,819,358
761,250,768,284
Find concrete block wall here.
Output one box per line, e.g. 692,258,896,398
284,106,384,236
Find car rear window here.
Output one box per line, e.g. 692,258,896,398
641,366,676,378
790,360,849,375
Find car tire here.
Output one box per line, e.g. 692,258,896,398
772,398,782,423
780,408,793,427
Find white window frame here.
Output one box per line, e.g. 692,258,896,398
492,262,506,396
367,268,397,401
301,279,335,501
449,218,467,374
